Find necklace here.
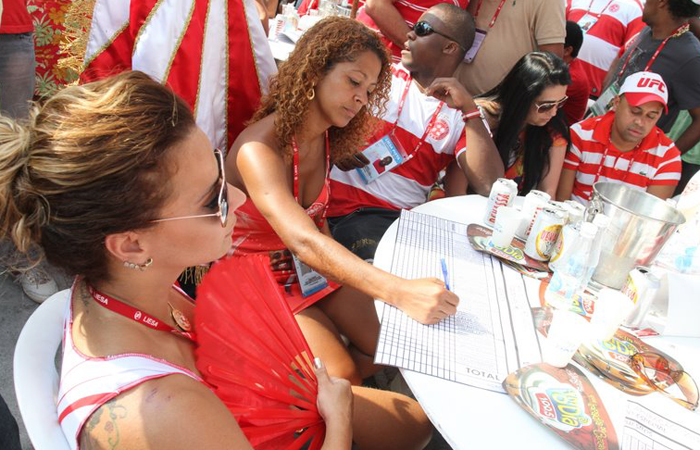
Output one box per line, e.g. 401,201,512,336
88,284,196,341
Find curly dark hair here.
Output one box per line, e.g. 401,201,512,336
667,0,700,19
251,17,391,161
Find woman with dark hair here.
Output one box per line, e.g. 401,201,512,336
446,52,571,196
480,52,572,196
225,15,456,399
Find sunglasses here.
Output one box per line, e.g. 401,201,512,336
630,351,698,411
413,21,467,52
535,96,568,114
152,149,229,227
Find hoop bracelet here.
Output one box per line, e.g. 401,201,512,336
461,109,481,123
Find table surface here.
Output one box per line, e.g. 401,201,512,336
373,195,700,449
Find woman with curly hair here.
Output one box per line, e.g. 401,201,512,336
225,17,456,391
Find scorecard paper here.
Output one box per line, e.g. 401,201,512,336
375,210,542,393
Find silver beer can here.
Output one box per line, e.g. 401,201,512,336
483,178,518,226
516,190,551,240
563,200,585,224
525,207,566,261
621,267,661,328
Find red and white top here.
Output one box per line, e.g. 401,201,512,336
57,285,202,450
328,64,467,216
564,111,682,204
355,0,469,61
566,0,644,96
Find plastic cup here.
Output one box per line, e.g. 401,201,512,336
590,288,635,341
490,206,522,248
543,309,591,368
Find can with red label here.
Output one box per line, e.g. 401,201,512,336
515,190,551,240
621,267,661,328
484,178,517,226
525,207,566,261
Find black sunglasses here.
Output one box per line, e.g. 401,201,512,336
413,21,467,52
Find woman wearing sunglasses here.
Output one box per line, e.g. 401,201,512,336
0,71,374,449
447,52,571,196
480,52,571,196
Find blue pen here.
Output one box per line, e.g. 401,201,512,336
440,258,451,291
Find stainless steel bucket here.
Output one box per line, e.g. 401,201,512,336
586,182,686,289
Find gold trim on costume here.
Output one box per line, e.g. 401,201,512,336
162,0,196,82
132,0,166,57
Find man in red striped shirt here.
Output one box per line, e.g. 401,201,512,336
557,71,681,204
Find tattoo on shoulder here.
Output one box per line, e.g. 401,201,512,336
81,398,129,450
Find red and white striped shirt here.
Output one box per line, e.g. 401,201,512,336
57,286,202,450
566,0,644,96
355,0,469,61
564,111,682,204
328,64,466,216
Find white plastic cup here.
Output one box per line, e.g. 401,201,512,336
543,309,591,368
490,206,522,248
590,288,635,341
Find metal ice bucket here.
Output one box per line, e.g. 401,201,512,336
586,182,685,289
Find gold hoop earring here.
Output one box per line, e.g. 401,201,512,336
306,87,315,101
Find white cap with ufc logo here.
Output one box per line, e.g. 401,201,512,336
619,71,669,112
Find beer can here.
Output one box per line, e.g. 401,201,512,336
484,178,518,226
525,207,565,261
564,200,585,224
515,190,551,240
548,201,569,223
621,267,660,328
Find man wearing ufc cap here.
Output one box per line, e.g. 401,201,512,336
557,71,682,204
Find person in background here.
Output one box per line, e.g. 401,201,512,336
566,0,644,98
454,0,565,95
355,0,469,62
448,52,571,197
329,4,502,261
557,71,681,204
1,0,60,303
226,20,453,436
601,0,700,155
562,20,591,125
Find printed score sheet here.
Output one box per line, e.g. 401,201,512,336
375,210,542,393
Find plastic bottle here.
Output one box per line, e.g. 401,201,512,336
545,222,599,310
584,213,610,284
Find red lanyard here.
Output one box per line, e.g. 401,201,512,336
581,0,615,19
291,131,330,225
88,285,196,341
617,23,689,78
474,0,508,29
393,78,445,158
593,144,641,185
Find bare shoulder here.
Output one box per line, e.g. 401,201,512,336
226,115,284,188
80,374,252,450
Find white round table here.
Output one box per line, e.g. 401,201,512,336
373,195,700,449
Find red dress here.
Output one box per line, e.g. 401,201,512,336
227,135,341,314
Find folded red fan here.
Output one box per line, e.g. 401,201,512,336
195,254,324,449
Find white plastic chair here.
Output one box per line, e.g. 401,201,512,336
13,292,71,450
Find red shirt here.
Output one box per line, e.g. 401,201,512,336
566,0,644,96
563,59,591,126
564,111,682,203
0,0,33,33
356,0,469,61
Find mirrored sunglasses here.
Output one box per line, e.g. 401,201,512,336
413,21,467,52
152,149,229,227
535,96,568,114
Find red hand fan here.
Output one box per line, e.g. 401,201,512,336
195,254,324,449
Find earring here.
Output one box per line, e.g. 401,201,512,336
306,87,315,101
123,258,153,271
